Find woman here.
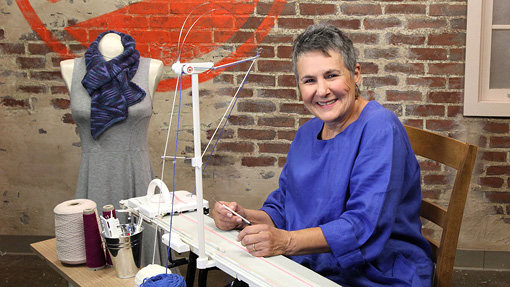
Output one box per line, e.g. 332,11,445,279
212,24,434,287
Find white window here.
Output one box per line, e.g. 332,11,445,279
464,0,510,117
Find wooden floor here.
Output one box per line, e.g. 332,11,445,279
1,253,510,286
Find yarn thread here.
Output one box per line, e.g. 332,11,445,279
134,264,168,287
83,208,106,270
140,273,186,287
54,199,96,264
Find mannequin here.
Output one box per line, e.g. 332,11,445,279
60,31,169,268
60,33,163,97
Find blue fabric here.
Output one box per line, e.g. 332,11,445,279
81,30,145,140
261,101,434,287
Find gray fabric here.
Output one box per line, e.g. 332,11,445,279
71,57,169,267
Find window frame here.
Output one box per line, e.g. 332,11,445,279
464,0,510,117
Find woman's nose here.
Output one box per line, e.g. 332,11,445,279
316,78,329,97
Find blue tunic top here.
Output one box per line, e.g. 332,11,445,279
261,101,434,287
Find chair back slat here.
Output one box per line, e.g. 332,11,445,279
404,125,477,287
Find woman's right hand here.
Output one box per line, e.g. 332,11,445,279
212,201,248,230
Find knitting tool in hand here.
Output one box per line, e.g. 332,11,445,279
213,198,251,226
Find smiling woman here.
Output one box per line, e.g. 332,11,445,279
212,24,434,287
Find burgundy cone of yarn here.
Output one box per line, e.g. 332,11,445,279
101,204,115,266
102,204,116,219
82,208,106,270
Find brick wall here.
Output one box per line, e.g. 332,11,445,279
1,1,509,249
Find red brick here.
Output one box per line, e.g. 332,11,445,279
341,4,382,16
277,46,293,59
237,100,276,113
408,18,448,30
428,63,465,75
258,88,296,100
1,97,29,109
426,120,455,131
348,33,379,45
51,86,69,95
387,90,422,102
258,60,292,73
241,156,277,167
277,157,287,167
218,87,253,98
450,18,467,30
448,77,464,89
228,115,254,126
422,189,442,200
483,123,509,134
280,103,306,114
0,28,4,40
28,43,50,55
257,2,295,16
487,166,510,176
239,74,275,86
238,129,276,140
300,3,336,15
0,43,25,54
17,85,47,94
359,62,379,74
449,49,464,61
328,19,362,30
206,129,234,140
258,117,295,128
217,142,255,153
278,18,314,29
365,48,399,59
386,4,426,15
31,71,64,81
427,92,462,104
423,174,449,185
385,63,424,74
485,191,510,203
430,4,467,17
407,105,445,117
278,75,297,87
258,143,290,154
409,48,447,61
482,152,507,162
299,117,313,127
388,34,426,45
403,119,423,129
62,113,75,124
418,160,441,172
447,106,463,117
16,57,45,69
278,130,296,141
364,17,402,30
363,76,398,88
428,33,466,46
213,74,234,85
490,137,510,149
406,77,446,88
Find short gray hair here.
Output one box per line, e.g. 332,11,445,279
292,24,357,84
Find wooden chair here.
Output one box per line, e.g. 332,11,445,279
404,125,478,287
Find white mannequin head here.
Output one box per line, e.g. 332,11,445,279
98,33,124,61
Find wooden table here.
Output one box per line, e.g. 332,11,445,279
31,238,135,287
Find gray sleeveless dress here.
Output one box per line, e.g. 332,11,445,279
71,57,169,267
70,57,154,211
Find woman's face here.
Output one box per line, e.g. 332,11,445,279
296,50,361,132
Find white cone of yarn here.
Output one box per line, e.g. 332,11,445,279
53,199,97,264
134,264,170,287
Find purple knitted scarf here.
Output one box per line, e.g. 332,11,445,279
81,30,146,140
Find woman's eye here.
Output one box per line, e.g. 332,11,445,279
326,74,338,79
303,78,315,84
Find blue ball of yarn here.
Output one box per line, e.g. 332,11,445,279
140,273,186,287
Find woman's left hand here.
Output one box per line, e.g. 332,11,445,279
236,224,292,257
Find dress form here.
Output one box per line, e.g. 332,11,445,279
60,32,163,97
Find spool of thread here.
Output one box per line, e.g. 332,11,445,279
83,208,106,270
101,204,115,266
102,204,116,219
135,264,169,287
54,199,96,265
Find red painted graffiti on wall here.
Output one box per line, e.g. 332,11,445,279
15,0,286,91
